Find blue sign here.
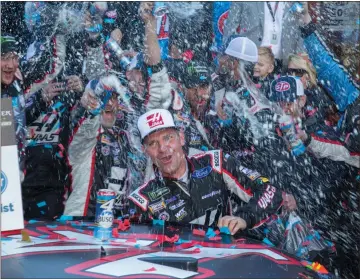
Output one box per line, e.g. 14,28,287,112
1,171,8,194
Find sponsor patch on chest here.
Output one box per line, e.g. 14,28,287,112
148,187,170,201
149,200,166,214
191,166,212,179
175,207,187,221
239,166,261,181
201,190,221,200
169,200,185,211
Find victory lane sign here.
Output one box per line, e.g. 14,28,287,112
1,98,24,231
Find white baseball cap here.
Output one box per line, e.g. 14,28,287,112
225,37,258,62
137,109,176,140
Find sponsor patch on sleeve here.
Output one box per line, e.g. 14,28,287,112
257,185,277,209
128,190,148,211
239,165,261,181
208,150,222,173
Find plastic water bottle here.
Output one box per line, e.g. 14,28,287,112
105,38,131,70
279,115,306,156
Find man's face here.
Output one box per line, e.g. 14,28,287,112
126,69,145,95
287,61,309,89
185,84,211,112
217,54,239,77
278,99,304,119
279,101,298,116
1,52,19,86
254,55,274,78
100,93,119,128
143,128,186,178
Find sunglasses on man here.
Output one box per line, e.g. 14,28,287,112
285,68,307,77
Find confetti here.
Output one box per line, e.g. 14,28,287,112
144,267,156,272
209,236,222,241
37,201,46,208
192,229,205,236
46,225,58,229
206,228,217,238
262,237,275,247
112,228,119,238
152,219,165,226
57,215,73,222
219,227,231,235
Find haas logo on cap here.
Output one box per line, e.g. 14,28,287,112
147,112,164,129
275,81,290,92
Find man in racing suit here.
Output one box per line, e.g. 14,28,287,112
129,109,284,234
63,75,137,217
63,2,174,217
266,76,358,278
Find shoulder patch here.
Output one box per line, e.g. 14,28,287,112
128,183,150,211
191,150,222,173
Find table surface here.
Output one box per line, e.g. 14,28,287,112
1,220,330,278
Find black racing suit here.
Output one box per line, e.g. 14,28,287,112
20,29,84,219
22,90,81,219
64,62,172,217
129,150,284,229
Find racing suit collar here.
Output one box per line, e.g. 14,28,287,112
153,156,195,181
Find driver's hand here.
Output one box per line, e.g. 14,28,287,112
41,82,64,103
65,75,84,93
218,216,247,235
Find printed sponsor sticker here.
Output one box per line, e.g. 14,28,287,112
149,200,166,214
101,145,110,156
192,166,212,179
175,207,187,221
169,200,185,211
201,190,221,200
158,211,170,221
148,187,170,201
130,192,146,205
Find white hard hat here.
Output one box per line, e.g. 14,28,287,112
137,109,176,140
225,37,258,62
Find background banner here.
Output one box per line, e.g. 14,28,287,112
1,98,24,232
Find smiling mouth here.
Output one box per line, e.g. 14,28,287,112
159,155,172,164
196,99,207,106
3,70,14,76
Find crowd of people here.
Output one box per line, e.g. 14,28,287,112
1,2,359,278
